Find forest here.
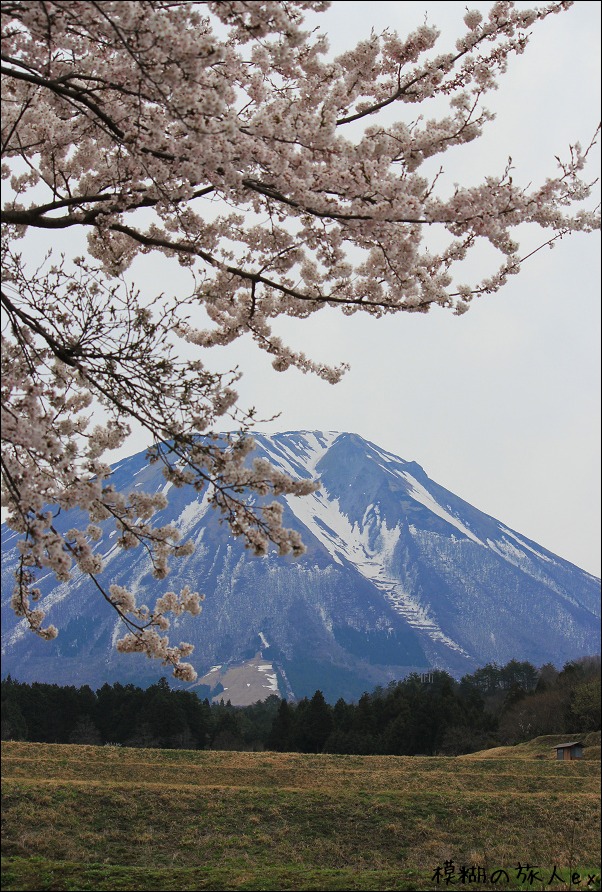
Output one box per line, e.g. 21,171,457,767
1,657,599,756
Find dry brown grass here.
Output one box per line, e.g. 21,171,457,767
460,731,601,760
2,740,600,891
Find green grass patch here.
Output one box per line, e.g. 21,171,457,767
461,731,601,760
2,741,600,891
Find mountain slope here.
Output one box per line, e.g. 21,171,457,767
1,431,599,701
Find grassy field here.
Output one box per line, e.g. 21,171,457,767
460,732,601,761
1,738,600,891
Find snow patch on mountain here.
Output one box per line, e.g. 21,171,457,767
318,604,333,634
498,526,555,563
257,430,340,479
257,663,279,693
403,473,483,545
175,489,211,537
486,536,569,598
2,570,84,652
383,582,470,656
353,538,470,656
285,487,400,572
362,438,411,471
285,484,470,655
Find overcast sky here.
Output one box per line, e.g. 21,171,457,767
212,0,601,577
10,2,600,577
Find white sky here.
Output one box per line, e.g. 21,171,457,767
7,2,600,577
214,0,601,577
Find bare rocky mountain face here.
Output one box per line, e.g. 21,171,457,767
2,432,599,702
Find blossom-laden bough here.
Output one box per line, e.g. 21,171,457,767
1,1,599,679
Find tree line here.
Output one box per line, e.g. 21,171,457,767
2,656,599,755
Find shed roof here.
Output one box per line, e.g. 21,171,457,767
552,741,584,749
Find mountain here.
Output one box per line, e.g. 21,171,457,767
1,431,600,702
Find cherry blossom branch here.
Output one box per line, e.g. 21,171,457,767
1,0,598,678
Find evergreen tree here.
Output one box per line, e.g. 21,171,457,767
300,691,333,754
0,696,28,741
266,700,295,752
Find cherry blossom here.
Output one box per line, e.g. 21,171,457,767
1,1,599,679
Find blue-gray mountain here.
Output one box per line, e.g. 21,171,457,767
1,432,600,702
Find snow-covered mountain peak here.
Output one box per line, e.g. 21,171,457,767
1,430,599,700
252,430,342,478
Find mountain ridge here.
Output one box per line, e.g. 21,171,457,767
1,431,599,702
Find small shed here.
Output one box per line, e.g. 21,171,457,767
553,741,584,761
